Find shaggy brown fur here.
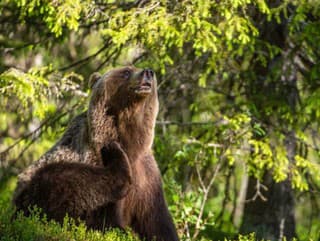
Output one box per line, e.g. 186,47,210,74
14,142,132,227
14,66,179,241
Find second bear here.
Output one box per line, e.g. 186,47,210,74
14,142,131,227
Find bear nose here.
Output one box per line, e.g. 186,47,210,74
142,69,154,82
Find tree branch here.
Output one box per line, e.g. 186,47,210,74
156,120,219,126
58,40,111,72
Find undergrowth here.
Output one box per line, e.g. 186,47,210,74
0,176,259,241
0,177,138,241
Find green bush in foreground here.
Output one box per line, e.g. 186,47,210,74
1,210,138,241
0,177,138,241
0,177,259,241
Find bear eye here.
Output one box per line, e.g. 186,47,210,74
122,69,132,79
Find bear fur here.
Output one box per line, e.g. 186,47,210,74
14,141,132,227
14,66,179,241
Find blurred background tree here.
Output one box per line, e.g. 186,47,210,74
1,0,320,240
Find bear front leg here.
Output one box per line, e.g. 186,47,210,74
100,141,132,199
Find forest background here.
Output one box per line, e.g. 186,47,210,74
0,0,320,240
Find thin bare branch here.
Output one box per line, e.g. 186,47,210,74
192,162,221,240
245,179,268,202
156,120,219,126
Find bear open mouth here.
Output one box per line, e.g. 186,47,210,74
135,82,152,95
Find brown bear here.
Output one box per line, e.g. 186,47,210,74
14,141,132,228
14,66,179,241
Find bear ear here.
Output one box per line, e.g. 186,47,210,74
88,72,101,89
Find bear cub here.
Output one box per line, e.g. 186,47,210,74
14,141,132,226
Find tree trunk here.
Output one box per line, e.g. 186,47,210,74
241,50,298,239
240,174,296,240
241,3,299,239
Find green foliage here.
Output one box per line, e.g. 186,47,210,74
1,212,138,241
1,67,51,118
1,0,320,240
0,67,87,172
164,178,215,240
13,0,87,37
0,209,139,241
0,67,85,117
0,68,86,122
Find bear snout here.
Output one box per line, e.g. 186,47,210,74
142,68,154,81
133,68,155,96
